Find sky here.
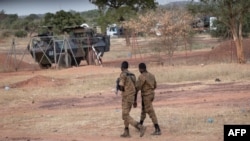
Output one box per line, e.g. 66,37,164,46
0,0,193,16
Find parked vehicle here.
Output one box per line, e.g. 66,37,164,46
28,26,110,68
106,24,122,37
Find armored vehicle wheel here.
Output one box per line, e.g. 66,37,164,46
71,58,81,66
39,63,51,69
58,53,72,68
86,49,96,65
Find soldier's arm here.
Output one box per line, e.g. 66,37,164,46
154,80,157,89
136,75,144,91
133,89,138,108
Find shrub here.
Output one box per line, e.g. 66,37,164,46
1,30,13,38
14,30,27,38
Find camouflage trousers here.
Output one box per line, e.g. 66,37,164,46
122,95,138,127
141,94,158,124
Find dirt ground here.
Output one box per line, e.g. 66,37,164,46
0,35,250,141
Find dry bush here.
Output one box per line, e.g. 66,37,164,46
123,9,193,63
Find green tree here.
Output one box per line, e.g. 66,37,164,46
90,0,155,33
0,10,7,21
188,0,250,64
43,10,85,34
90,0,157,11
97,6,137,32
25,14,40,21
1,14,18,29
0,10,7,29
80,9,100,25
14,30,27,38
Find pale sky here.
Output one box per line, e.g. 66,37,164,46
0,0,194,16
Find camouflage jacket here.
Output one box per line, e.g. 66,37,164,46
119,69,136,98
136,71,157,96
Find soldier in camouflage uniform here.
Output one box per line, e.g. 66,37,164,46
118,61,146,138
134,63,161,135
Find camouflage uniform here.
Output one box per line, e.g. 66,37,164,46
136,71,158,125
119,69,138,128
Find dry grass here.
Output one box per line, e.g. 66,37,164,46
1,35,250,141
159,107,250,134
1,63,250,105
151,64,250,83
1,99,249,140
0,65,250,141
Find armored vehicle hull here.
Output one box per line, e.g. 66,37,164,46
28,26,110,68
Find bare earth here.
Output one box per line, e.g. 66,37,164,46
0,35,250,141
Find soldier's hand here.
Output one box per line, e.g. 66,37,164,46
133,102,137,108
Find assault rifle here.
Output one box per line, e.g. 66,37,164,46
115,72,135,95
115,77,120,95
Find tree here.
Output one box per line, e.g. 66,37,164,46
80,9,100,24
90,0,157,11
89,0,157,33
43,10,85,34
22,14,41,36
25,14,40,21
0,14,18,29
0,10,7,29
0,10,7,21
97,6,137,33
124,9,193,63
189,0,250,64
158,9,193,64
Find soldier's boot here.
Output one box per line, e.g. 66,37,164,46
120,127,131,138
136,123,146,137
135,120,144,131
151,124,161,135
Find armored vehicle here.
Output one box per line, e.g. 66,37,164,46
28,26,110,68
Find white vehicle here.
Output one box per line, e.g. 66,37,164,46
106,24,120,37
150,23,162,36
209,17,217,30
